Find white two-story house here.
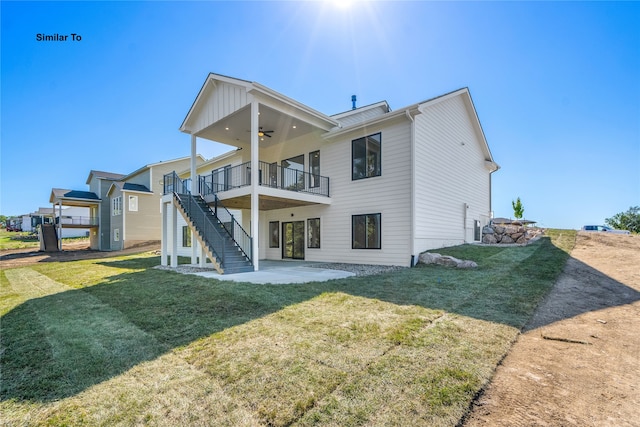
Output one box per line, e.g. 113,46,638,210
161,73,499,273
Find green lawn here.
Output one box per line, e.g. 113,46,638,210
0,229,575,426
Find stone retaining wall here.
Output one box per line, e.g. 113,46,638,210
482,223,543,244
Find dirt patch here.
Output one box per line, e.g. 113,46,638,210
464,232,640,427
0,242,160,269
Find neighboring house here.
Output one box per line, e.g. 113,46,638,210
106,156,205,250
86,170,126,250
49,189,102,249
49,156,204,251
161,73,499,273
23,207,89,238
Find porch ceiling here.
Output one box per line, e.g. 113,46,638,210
53,199,101,208
195,104,324,149
216,194,322,211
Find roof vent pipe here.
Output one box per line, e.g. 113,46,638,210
351,95,357,110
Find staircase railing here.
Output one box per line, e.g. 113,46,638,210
163,172,191,195
210,194,252,262
174,191,227,264
164,172,253,265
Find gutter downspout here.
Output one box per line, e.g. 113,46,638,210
406,109,416,266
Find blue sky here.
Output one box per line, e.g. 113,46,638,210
1,1,638,229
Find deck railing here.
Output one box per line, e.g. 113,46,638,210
198,161,329,197
54,216,99,226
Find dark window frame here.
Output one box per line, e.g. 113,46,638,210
282,154,305,190
352,132,382,181
352,213,381,249
309,150,320,188
307,218,320,248
269,221,280,248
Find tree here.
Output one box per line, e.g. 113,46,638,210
605,206,640,233
0,215,7,228
512,197,524,220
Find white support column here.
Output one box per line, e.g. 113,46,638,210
250,99,259,271
171,202,178,267
190,134,198,264
161,201,168,266
199,243,206,268
58,201,63,250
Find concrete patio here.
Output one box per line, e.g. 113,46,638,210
172,260,356,284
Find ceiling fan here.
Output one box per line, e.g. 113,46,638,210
257,127,274,138
245,127,274,140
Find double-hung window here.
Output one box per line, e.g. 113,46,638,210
352,133,381,180
112,196,122,216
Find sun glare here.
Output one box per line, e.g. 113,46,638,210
331,0,354,10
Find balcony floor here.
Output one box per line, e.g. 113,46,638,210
204,186,331,210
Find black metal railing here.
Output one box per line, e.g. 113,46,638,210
198,163,250,196
210,194,252,262
198,161,329,197
174,191,228,265
164,172,252,266
163,172,191,195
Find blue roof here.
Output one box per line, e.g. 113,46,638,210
63,190,100,200
123,183,151,193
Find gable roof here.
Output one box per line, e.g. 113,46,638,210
323,87,498,167
123,183,152,193
180,73,338,135
86,170,126,185
50,188,101,204
121,155,206,181
107,181,153,196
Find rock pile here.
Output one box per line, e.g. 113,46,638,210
482,222,543,244
418,252,478,269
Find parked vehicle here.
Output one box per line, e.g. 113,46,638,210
582,225,631,235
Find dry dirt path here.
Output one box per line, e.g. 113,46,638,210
0,242,160,269
464,232,640,427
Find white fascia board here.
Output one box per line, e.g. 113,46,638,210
249,83,338,130
121,189,153,195
56,197,101,204
322,105,419,141
121,155,206,182
331,101,391,120
106,183,121,197
416,88,469,113
180,74,253,133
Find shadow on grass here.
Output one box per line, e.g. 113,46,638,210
2,235,638,403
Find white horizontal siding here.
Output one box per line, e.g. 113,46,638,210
259,119,413,266
150,159,193,194
413,94,491,253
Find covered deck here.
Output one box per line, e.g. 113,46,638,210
174,73,340,270
49,188,101,250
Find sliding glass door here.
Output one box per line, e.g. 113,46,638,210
282,221,305,259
